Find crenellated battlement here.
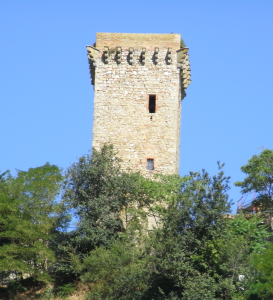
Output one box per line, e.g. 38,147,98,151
87,33,191,99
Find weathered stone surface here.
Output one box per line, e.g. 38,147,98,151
87,33,191,176
96,33,181,50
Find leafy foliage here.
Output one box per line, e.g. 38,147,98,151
81,239,149,300
143,165,233,299
57,144,162,282
221,214,271,299
1,147,273,300
56,283,77,298
235,149,273,210
61,145,154,253
76,162,272,300
0,163,63,283
78,164,241,299
228,214,271,254
246,244,273,300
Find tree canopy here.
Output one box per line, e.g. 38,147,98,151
235,149,273,210
0,163,64,283
78,163,271,300
1,147,273,300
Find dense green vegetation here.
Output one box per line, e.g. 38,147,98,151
235,149,273,211
1,147,273,299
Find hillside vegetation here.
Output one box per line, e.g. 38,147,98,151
1,145,273,300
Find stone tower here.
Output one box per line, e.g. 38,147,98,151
87,33,191,175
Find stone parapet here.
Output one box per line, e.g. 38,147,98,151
96,33,181,50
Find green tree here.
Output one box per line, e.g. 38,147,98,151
80,237,150,300
78,214,271,300
78,165,235,300
0,163,63,283
235,149,273,210
71,161,272,300
149,173,271,300
143,165,232,300
245,243,273,300
224,214,271,299
57,144,163,282
61,145,153,254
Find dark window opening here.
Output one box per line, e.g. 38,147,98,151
149,95,156,113
146,159,154,171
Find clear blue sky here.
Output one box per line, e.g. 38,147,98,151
1,1,273,213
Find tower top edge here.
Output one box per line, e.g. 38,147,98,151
95,32,181,50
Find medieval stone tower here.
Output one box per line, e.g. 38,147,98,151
87,33,191,175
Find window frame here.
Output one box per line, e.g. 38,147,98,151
146,158,155,171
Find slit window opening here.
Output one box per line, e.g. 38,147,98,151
146,159,154,170
149,95,156,113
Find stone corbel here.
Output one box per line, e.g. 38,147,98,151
177,47,191,96
166,48,172,64
86,46,100,66
140,47,146,65
128,47,134,64
115,46,122,64
153,47,159,65
103,46,109,64
86,45,100,85
177,47,188,67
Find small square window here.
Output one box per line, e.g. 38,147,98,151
146,159,154,171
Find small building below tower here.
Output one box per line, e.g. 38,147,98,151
87,33,191,175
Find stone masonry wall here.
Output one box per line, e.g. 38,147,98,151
88,33,188,176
